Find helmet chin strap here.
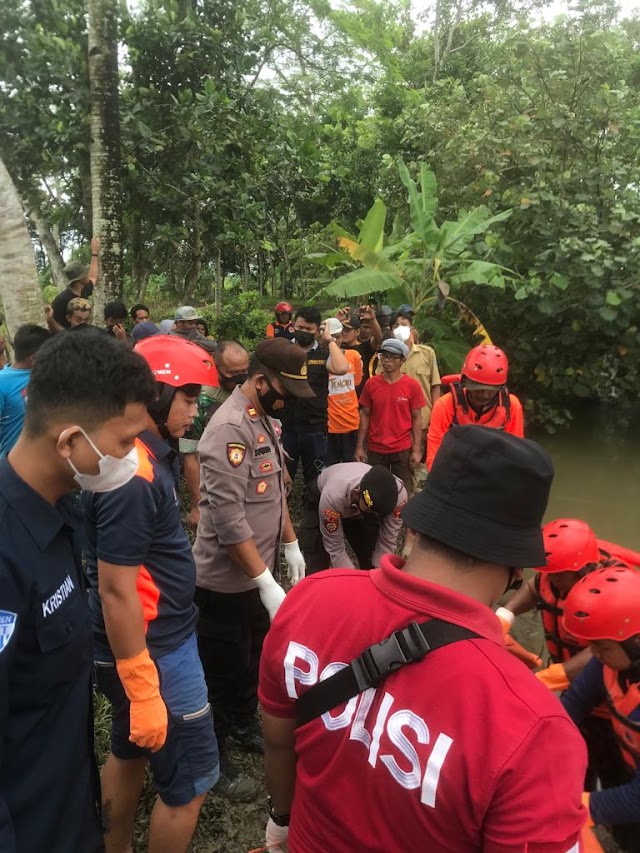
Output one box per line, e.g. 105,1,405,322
147,383,176,441
504,568,523,594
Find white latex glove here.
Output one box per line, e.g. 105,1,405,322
283,539,306,585
254,568,286,621
266,817,289,852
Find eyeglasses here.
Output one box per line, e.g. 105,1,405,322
379,352,402,361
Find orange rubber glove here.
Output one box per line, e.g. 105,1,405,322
116,648,168,752
503,633,543,670
496,608,543,669
582,791,594,827
536,662,570,692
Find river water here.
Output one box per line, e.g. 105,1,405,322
530,402,640,550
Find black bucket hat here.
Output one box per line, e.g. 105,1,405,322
402,425,554,567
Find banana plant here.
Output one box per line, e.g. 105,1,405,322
309,159,519,321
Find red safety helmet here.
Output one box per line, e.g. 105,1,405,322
275,301,293,315
537,519,600,574
462,345,508,386
562,566,640,641
134,335,215,387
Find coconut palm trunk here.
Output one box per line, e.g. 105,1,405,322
0,157,45,340
88,0,123,320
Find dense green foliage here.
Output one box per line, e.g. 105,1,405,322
1,0,639,418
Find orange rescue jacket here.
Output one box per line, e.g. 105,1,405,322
603,666,640,771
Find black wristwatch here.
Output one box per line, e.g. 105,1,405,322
267,795,290,827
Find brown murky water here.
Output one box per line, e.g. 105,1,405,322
531,402,640,548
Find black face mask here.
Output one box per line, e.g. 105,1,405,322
219,372,248,392
258,376,288,418
294,330,315,348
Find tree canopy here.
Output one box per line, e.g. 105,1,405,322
1,0,639,420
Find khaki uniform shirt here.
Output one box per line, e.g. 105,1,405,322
316,462,408,568
193,386,286,593
402,345,441,430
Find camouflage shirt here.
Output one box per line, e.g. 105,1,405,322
179,385,230,453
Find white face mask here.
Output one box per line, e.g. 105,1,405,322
393,325,412,343
66,428,139,492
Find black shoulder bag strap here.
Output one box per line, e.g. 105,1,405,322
296,618,480,727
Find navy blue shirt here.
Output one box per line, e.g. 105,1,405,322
83,430,198,658
562,656,640,825
0,458,103,853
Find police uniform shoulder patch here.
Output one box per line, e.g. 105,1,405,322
227,442,247,467
256,480,268,494
0,610,17,654
323,508,341,533
246,405,259,421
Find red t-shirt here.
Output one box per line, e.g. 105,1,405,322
259,556,587,853
359,374,426,453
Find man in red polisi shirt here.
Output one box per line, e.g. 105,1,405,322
259,425,588,853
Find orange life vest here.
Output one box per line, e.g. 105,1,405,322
534,573,587,663
603,666,640,771
449,380,512,429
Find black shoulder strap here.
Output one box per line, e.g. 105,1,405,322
296,618,480,727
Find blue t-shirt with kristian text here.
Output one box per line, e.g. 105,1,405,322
0,366,30,457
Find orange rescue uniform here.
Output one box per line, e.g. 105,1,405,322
427,387,524,469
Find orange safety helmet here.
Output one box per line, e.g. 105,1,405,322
134,335,215,435
562,566,640,642
537,519,600,574
462,345,508,386
134,334,215,387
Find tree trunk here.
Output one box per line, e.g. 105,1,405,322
0,158,45,340
88,0,123,319
30,207,67,290
214,249,223,313
183,204,202,302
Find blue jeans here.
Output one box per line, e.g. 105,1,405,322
282,429,327,483
94,633,219,806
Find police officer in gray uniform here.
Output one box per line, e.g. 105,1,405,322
299,462,408,574
193,338,311,789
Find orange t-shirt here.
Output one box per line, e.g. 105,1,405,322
328,348,363,434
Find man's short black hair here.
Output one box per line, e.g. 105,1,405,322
13,324,51,362
104,300,128,322
416,533,486,570
24,329,157,437
294,306,321,327
130,303,149,320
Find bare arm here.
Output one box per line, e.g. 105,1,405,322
431,384,441,404
88,236,100,285
263,711,298,815
326,339,349,375
224,539,274,579
355,406,370,462
44,305,64,334
504,576,538,616
410,408,423,466
98,560,146,659
182,452,201,529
